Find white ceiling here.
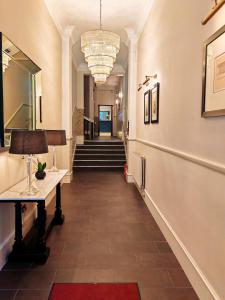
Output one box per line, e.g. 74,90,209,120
44,0,153,68
45,0,153,38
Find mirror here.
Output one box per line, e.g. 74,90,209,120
0,33,41,147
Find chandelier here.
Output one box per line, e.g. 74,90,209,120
81,0,120,85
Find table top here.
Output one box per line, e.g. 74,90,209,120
0,170,67,202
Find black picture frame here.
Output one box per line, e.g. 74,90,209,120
144,90,150,124
202,24,225,118
151,82,160,124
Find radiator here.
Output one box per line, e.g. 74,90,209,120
134,153,146,191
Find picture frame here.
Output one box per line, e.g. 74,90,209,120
151,83,160,123
144,90,150,124
202,24,225,117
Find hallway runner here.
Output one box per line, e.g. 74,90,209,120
49,283,141,300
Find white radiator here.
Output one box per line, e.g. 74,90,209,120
134,153,146,191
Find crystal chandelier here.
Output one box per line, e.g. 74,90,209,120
81,0,120,85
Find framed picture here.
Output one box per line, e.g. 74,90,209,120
151,83,160,123
202,24,225,117
144,90,150,124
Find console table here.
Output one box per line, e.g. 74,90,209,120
0,169,67,263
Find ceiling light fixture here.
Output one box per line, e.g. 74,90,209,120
81,0,120,85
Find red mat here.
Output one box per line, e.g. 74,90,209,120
49,283,141,300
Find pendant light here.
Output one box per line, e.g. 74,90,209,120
81,0,120,85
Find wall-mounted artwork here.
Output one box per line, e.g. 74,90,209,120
144,90,150,124
202,25,225,117
151,83,160,123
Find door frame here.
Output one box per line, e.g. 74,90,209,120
98,105,113,136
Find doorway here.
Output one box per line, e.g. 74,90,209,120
98,105,113,136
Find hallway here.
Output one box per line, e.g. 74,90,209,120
0,172,198,300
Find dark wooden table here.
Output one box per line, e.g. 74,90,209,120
0,170,67,263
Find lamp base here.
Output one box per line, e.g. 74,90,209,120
48,166,59,172
20,185,39,196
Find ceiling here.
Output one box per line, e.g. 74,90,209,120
45,0,153,38
44,0,153,69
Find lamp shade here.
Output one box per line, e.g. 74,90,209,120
46,130,66,146
9,130,48,155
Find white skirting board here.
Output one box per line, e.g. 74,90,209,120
130,174,220,300
62,171,73,183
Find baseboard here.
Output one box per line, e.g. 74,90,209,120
76,135,84,145
126,173,134,183
129,175,219,300
62,171,73,183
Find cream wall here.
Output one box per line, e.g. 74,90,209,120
129,0,225,299
0,0,62,268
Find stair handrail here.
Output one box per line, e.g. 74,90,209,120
84,116,94,140
84,116,94,123
4,103,31,128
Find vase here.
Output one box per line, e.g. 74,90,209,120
35,171,46,180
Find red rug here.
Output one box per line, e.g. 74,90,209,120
49,283,141,300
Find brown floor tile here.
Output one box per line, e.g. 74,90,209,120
0,290,17,300
0,271,21,289
167,269,192,287
54,269,76,283
15,290,49,300
109,241,158,255
17,270,55,290
74,268,115,282
155,241,173,253
113,266,172,287
0,171,198,300
140,287,199,300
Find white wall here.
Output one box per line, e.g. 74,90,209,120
0,0,62,269
129,0,225,299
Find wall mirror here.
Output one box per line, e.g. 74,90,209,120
0,33,41,147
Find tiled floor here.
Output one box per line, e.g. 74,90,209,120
0,171,199,300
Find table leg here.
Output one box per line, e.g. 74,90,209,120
37,201,47,251
53,182,65,225
13,202,25,252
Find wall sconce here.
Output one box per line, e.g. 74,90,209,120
115,99,120,105
202,0,225,25
143,74,157,86
137,84,143,92
118,91,123,99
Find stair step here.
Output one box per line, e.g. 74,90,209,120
76,149,125,154
74,165,124,170
74,160,125,162
77,145,124,150
75,154,126,160
74,160,125,166
74,140,126,171
84,140,123,145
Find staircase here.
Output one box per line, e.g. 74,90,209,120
74,140,126,171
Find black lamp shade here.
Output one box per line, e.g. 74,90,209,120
9,130,48,155
46,130,67,146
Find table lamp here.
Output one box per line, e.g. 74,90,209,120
9,130,48,195
46,130,66,172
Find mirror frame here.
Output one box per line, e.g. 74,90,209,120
0,33,41,148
